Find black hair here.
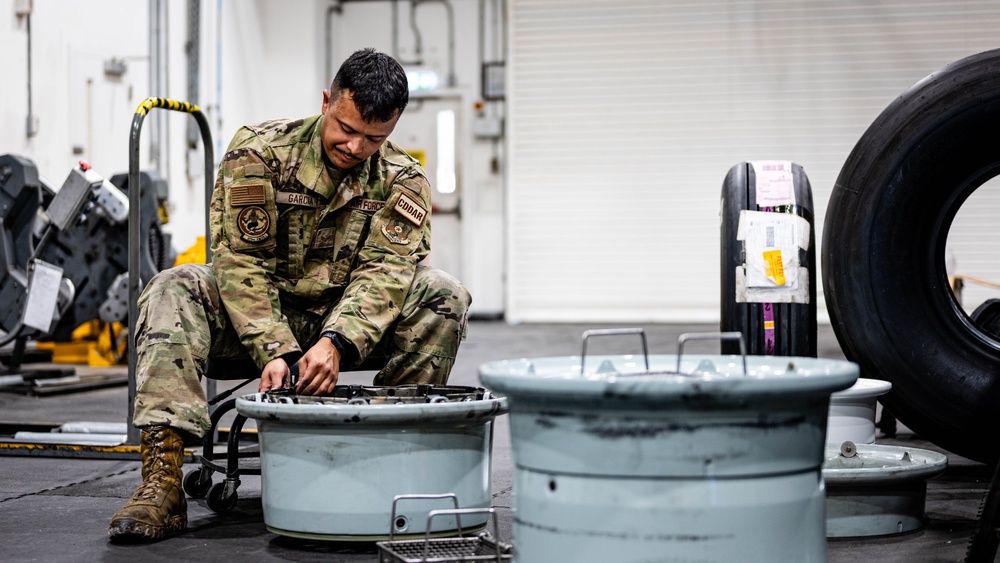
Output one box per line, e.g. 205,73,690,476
330,48,409,123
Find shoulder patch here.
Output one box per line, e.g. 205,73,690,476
237,206,271,242
394,192,427,226
381,218,412,245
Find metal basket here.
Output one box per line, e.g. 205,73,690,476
377,495,512,563
262,384,493,405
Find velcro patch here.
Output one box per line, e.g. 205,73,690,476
394,193,427,226
381,219,412,245
348,198,387,213
312,227,336,249
231,183,266,206
237,206,270,242
276,191,319,207
231,163,267,179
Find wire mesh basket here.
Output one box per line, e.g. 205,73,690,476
376,495,513,563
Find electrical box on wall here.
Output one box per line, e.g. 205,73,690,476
481,62,505,101
15,0,32,16
473,116,503,139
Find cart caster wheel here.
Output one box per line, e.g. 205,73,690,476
183,468,211,499
208,481,238,513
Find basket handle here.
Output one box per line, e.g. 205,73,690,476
424,507,502,563
677,332,748,376
580,328,649,374
387,493,461,542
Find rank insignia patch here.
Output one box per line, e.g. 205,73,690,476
237,206,271,242
381,218,412,245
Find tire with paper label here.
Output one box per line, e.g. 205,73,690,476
822,48,1000,464
720,161,817,357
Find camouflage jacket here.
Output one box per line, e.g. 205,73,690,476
208,115,431,368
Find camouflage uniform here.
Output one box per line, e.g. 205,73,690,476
132,115,471,438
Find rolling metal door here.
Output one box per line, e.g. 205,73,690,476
506,0,1000,322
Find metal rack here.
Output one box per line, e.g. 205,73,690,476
377,495,513,563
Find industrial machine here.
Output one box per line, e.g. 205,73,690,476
0,154,174,383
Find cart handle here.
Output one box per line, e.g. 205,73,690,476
387,493,461,542
424,507,503,563
126,97,214,446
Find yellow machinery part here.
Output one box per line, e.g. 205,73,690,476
35,320,127,366
174,235,206,266
33,237,206,366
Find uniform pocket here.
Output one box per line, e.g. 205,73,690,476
325,210,371,284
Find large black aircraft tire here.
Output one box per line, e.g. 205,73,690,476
822,48,1000,464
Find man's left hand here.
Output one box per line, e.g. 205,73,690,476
296,337,341,395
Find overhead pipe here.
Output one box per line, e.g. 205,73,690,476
25,11,36,138
407,1,423,64
391,0,399,59
325,0,343,84
323,0,457,88
215,0,223,167
411,0,456,87
186,0,201,150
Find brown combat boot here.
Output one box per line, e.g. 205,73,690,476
108,426,188,542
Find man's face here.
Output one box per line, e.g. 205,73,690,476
320,89,400,170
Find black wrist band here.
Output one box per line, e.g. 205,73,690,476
321,331,347,353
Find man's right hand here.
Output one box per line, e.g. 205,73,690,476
259,357,291,392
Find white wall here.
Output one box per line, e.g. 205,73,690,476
1,1,151,183
0,0,506,316
5,0,997,324
505,0,1000,323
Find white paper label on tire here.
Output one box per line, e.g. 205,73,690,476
751,160,796,207
736,210,810,293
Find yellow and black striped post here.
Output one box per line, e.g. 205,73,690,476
127,98,214,445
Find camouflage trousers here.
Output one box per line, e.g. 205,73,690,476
132,263,471,438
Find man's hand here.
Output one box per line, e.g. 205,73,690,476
259,357,291,392
296,337,341,395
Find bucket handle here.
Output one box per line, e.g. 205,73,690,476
677,332,748,376
580,328,649,374
424,507,505,563
387,493,461,542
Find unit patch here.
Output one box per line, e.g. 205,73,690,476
276,191,319,207
381,218,412,245
348,198,387,213
237,206,271,242
393,193,427,226
231,183,266,206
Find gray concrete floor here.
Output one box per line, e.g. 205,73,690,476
0,321,995,562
